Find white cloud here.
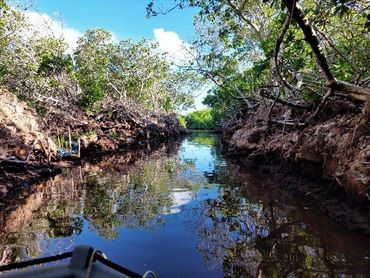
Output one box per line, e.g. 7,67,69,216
20,11,120,53
110,31,120,44
21,10,82,53
153,28,193,64
163,189,194,214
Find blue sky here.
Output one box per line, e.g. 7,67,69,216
32,0,198,41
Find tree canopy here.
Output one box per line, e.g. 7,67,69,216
1,0,369,124
148,0,370,125
185,109,216,129
0,3,197,114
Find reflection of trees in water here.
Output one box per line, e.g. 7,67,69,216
196,179,368,277
0,179,85,265
185,131,226,178
188,132,217,148
0,151,202,263
36,199,84,238
2,133,369,276
83,157,202,239
0,232,44,266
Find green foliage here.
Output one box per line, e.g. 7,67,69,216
185,109,216,130
0,1,368,124
77,76,106,112
38,54,73,75
178,115,187,128
107,39,196,111
35,104,47,117
0,8,197,115
74,29,112,111
191,134,216,147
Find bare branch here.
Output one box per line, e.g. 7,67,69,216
273,2,297,93
269,119,306,127
359,76,370,87
309,89,333,122
261,90,312,109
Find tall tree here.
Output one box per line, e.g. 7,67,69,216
74,29,114,111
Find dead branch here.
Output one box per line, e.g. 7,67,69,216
101,123,130,131
359,76,370,87
268,90,281,120
269,119,306,127
1,158,30,165
329,80,370,101
232,88,259,109
261,90,312,109
26,138,38,162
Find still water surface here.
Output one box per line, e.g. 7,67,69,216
1,132,370,277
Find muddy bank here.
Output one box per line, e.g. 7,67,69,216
221,100,370,234
0,90,186,194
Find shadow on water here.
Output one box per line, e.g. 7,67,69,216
0,131,369,277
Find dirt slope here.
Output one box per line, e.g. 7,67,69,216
0,90,57,161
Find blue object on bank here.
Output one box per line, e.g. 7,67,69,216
58,142,79,157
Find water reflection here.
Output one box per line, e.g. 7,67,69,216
0,132,369,277
197,164,370,277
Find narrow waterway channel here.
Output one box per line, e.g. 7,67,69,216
0,132,369,277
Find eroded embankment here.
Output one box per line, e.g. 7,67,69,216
222,100,370,234
0,90,186,196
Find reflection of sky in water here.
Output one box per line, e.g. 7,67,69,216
167,135,220,215
167,189,194,214
179,138,216,173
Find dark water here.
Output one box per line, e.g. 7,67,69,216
0,132,370,277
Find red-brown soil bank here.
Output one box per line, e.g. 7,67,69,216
221,100,370,234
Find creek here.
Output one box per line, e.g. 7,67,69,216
0,132,369,277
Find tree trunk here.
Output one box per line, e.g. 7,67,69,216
282,0,370,102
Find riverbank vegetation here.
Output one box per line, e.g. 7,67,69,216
148,0,369,121
0,1,195,114
0,0,200,188
0,0,203,191
184,109,216,130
